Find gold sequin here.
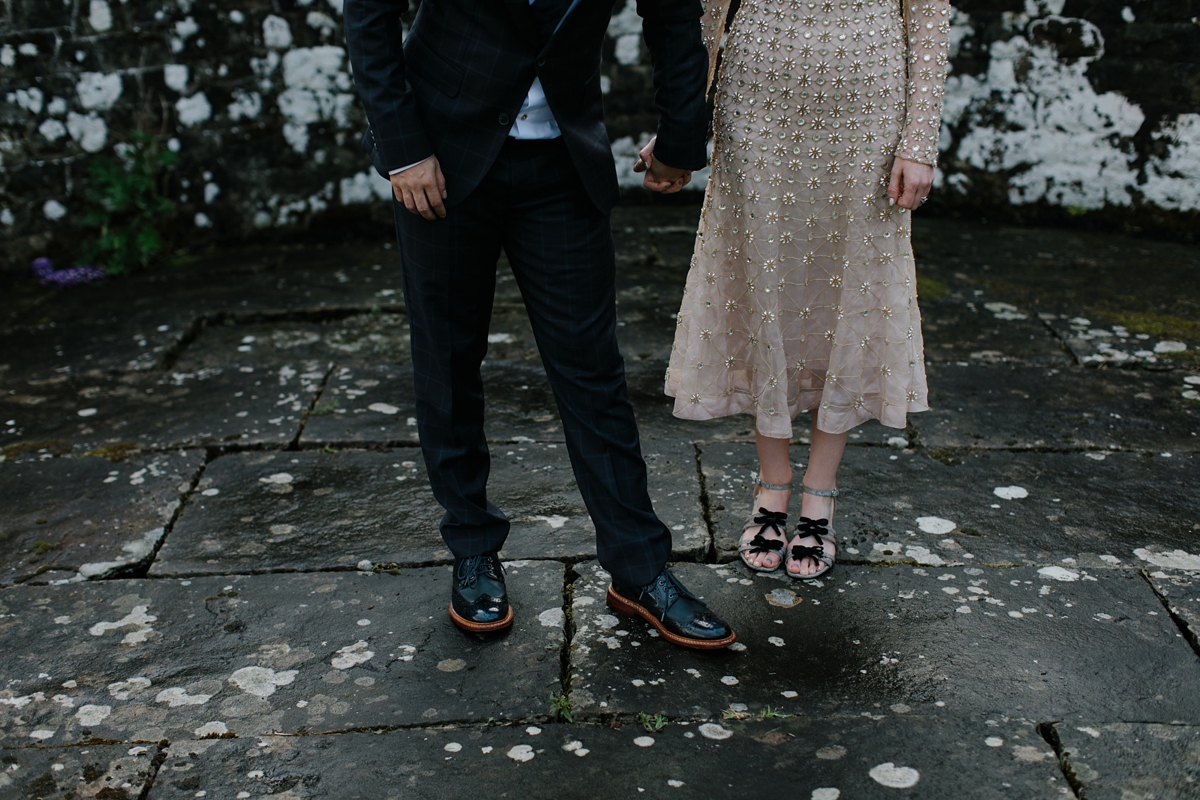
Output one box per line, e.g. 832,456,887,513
667,0,949,437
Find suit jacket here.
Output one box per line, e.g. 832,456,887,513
344,0,709,213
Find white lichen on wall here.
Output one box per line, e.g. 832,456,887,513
175,93,212,127
1141,114,1200,212
277,47,355,153
607,0,643,66
946,23,1144,209
76,72,123,111
339,171,393,205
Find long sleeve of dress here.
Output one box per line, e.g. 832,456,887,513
896,0,951,167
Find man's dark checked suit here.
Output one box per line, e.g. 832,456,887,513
344,0,736,647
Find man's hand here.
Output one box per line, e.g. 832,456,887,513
887,157,934,211
391,155,448,220
633,136,692,194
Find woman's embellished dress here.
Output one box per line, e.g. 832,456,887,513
665,0,951,437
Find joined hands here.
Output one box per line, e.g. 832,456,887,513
633,136,692,194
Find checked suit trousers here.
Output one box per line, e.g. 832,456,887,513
393,137,672,589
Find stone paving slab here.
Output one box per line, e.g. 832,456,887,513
1054,722,1200,799
147,714,1063,800
700,444,1200,570
0,742,156,798
568,562,1200,724
1043,314,1198,368
152,443,706,576
170,313,411,373
918,297,1071,366
0,450,203,586
0,312,193,383
1145,569,1200,646
917,363,1200,451
0,564,564,746
1,363,328,457
298,361,419,445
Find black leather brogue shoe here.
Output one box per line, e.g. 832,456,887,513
607,567,736,650
449,553,513,633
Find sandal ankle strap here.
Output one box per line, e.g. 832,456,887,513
800,484,839,498
756,477,792,492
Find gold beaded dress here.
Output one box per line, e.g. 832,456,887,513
665,0,951,437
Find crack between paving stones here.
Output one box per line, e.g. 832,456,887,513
291,361,339,450
556,564,579,723
1141,568,1200,660
135,739,171,800
155,315,208,372
1038,722,1084,799
692,442,718,563
146,554,600,580
156,305,408,372
1040,318,1083,367
116,454,212,580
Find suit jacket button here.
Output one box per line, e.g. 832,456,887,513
498,113,510,125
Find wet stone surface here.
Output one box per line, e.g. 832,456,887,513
2,211,1199,794
918,296,1071,366
148,714,1062,800
918,363,1200,451
700,443,1200,570
1054,722,1200,800
298,361,418,445
0,564,563,746
0,313,193,384
1,363,329,456
0,450,203,586
170,313,411,373
0,742,157,798
1145,570,1200,645
569,562,1200,725
153,443,706,576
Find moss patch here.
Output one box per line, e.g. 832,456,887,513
1096,310,1200,343
0,440,71,461
83,442,141,462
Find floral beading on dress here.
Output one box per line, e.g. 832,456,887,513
667,0,951,437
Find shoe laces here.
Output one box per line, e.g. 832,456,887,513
456,554,500,589
643,569,695,621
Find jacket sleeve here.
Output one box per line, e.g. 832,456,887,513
344,0,433,173
637,0,710,171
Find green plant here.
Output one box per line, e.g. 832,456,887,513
80,132,178,275
312,400,341,417
551,694,574,722
637,712,666,733
758,706,791,720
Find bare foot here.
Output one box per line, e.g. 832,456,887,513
740,484,790,571
786,490,837,577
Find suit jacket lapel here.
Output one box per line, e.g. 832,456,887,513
540,0,584,57
505,0,541,51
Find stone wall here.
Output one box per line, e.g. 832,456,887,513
1,0,1197,276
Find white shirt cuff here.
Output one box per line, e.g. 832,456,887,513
388,156,431,175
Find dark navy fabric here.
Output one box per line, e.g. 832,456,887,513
393,138,672,588
344,0,709,213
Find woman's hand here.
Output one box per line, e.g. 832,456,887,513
887,157,934,211
633,136,692,193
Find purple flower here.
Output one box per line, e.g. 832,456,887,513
31,258,106,289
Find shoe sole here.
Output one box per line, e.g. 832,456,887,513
606,586,737,650
448,603,514,633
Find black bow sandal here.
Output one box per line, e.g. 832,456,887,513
737,478,791,573
785,485,838,580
